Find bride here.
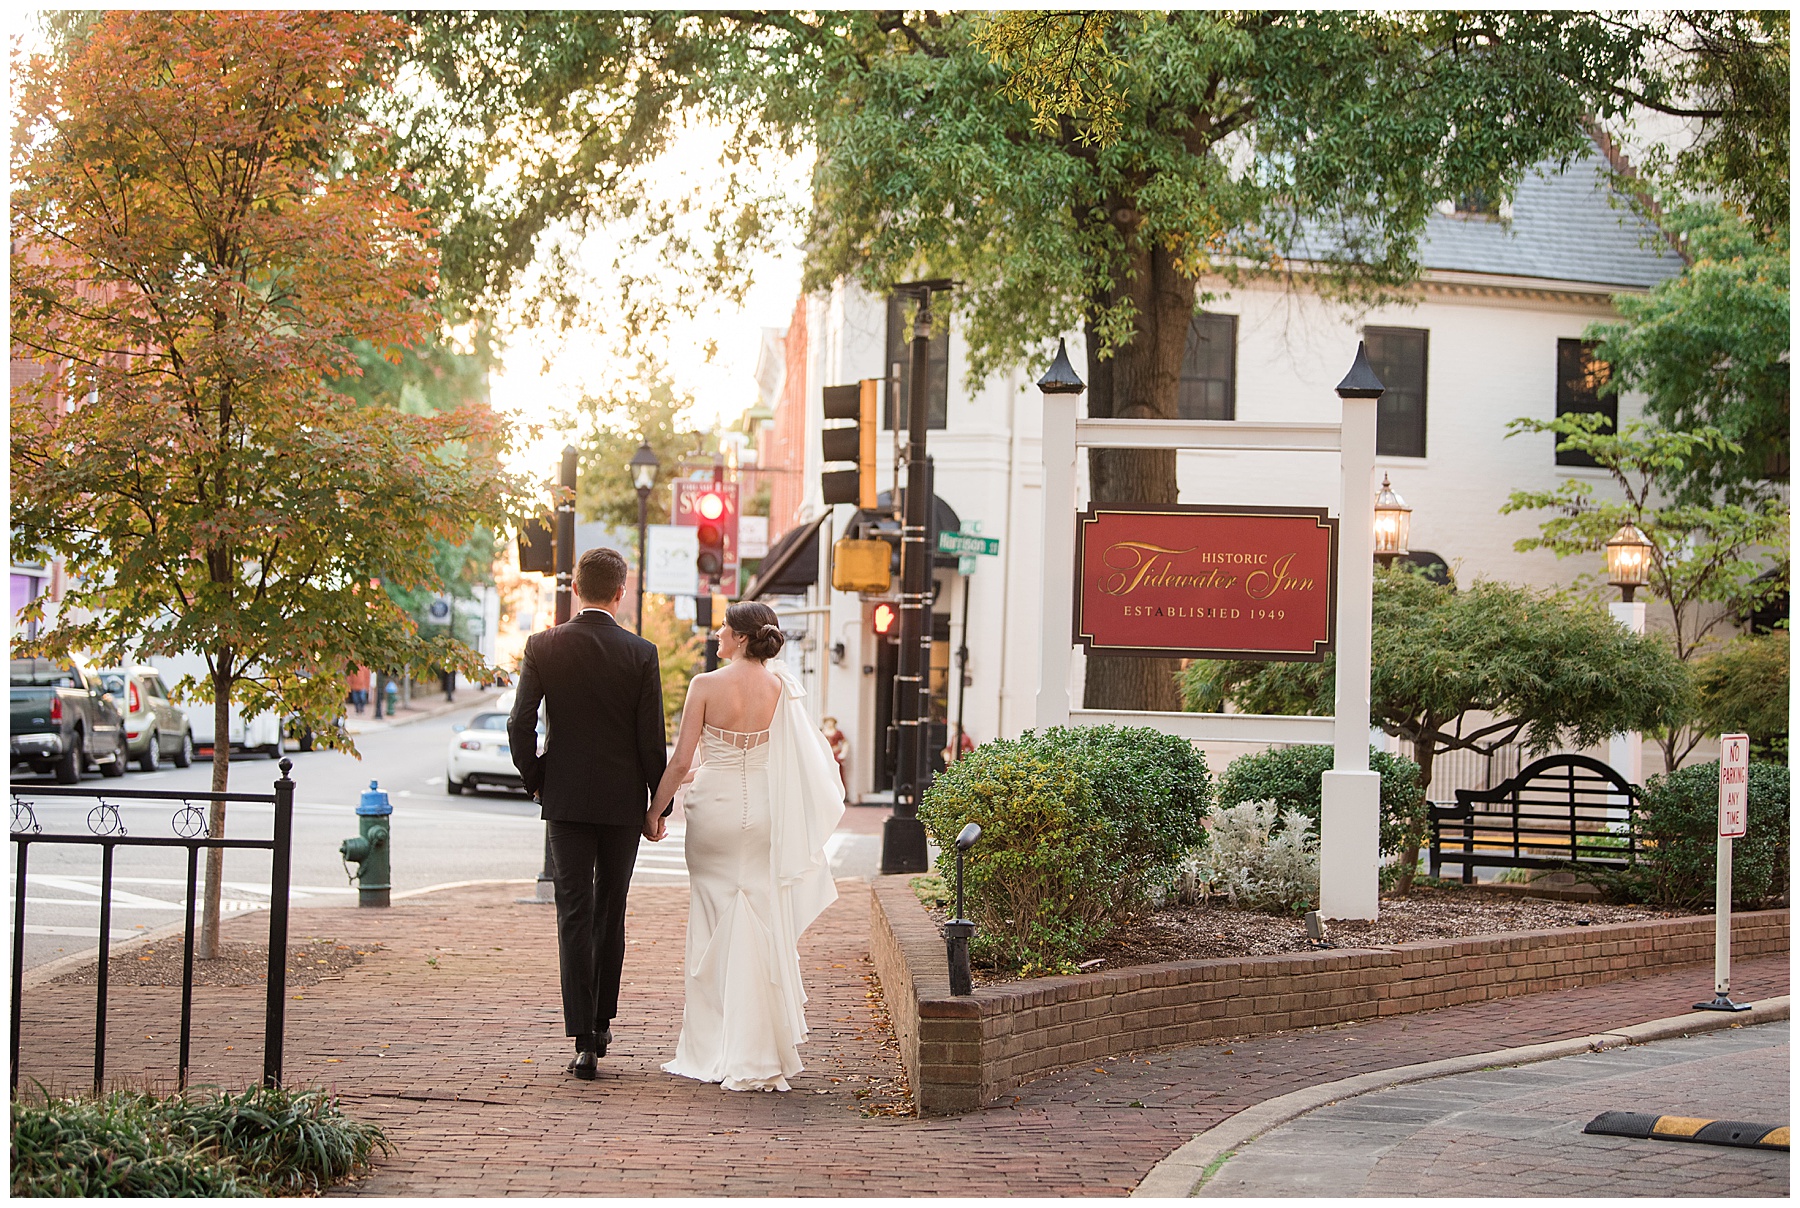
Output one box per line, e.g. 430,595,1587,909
647,601,846,1091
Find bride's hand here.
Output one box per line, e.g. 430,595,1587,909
643,805,667,842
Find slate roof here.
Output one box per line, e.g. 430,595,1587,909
1416,141,1686,289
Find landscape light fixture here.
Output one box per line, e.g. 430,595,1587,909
1372,474,1411,568
1605,523,1653,603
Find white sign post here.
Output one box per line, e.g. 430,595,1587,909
1695,733,1752,1012
645,525,699,598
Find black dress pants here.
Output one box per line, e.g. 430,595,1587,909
547,820,640,1039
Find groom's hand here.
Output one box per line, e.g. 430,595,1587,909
643,810,666,842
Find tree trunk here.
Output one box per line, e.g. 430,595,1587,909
1395,729,1439,896
1082,222,1194,713
200,657,232,959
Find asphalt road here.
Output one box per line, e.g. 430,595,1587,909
10,697,883,972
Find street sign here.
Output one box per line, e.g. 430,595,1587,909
958,554,977,576
739,515,769,559
425,597,452,626
646,525,698,596
937,530,1000,557
1719,732,1749,838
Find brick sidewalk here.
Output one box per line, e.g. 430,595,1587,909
14,885,1788,1196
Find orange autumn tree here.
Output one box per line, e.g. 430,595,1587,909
11,11,520,955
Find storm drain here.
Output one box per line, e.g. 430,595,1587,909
1585,1111,1788,1150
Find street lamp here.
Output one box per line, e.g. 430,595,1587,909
1372,474,1411,568
630,440,660,633
1605,522,1653,603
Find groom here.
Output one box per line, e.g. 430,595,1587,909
509,547,668,1080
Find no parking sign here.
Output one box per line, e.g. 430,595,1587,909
1718,732,1749,838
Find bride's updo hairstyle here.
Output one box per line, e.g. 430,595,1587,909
724,601,784,661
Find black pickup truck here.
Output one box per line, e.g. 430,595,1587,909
10,657,128,783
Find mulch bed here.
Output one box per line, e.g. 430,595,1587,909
53,937,380,989
941,885,1691,988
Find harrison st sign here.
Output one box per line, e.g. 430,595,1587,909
1073,504,1339,661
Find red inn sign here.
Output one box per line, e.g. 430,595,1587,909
1074,504,1339,661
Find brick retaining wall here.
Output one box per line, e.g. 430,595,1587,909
868,876,1790,1116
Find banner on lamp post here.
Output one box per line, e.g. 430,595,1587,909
646,525,699,597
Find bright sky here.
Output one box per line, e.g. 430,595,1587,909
489,120,813,481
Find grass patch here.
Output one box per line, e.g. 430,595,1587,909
12,1083,390,1197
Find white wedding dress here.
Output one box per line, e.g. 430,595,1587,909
662,663,845,1091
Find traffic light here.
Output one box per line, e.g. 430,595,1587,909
872,601,898,635
517,514,554,573
820,379,879,508
694,487,727,581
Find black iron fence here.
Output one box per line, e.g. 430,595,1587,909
10,759,295,1095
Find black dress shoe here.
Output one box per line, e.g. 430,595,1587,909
595,1025,612,1057
568,1050,597,1080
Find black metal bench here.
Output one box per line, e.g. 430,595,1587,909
1429,753,1638,884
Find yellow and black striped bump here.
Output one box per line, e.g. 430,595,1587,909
1585,1111,1788,1150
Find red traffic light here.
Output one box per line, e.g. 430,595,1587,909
872,602,897,634
696,491,726,521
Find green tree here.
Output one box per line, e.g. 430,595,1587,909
397,11,1665,710
1183,570,1688,892
1584,205,1788,503
10,11,519,955
1502,413,1788,767
1694,629,1789,762
573,361,711,531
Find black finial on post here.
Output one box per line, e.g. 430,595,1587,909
1037,338,1085,395
1335,341,1386,399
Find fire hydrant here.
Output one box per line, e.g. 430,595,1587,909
339,780,391,907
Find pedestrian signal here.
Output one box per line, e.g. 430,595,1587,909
820,380,879,508
872,602,898,635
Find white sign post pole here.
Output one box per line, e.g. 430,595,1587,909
1696,733,1752,1012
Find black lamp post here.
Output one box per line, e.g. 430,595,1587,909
630,440,660,632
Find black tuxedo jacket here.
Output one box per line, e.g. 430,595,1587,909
508,609,668,827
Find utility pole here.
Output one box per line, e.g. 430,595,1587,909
554,444,577,626
530,444,579,905
882,279,952,874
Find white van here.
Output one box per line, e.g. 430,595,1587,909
146,654,286,760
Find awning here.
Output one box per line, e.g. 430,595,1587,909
741,512,829,601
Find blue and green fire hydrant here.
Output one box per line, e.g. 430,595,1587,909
339,780,391,907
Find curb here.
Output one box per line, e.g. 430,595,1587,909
1131,994,1791,1198
343,687,503,736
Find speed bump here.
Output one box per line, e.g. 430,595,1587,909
1585,1111,1788,1150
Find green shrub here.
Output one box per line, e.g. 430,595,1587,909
919,724,1210,971
1217,744,1424,858
1593,759,1790,910
12,1084,390,1197
1195,802,1320,912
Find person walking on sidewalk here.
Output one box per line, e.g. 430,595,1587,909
508,547,669,1081
650,601,844,1091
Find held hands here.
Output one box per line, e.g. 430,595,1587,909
643,804,667,842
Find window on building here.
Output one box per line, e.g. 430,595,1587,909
884,294,949,430
1178,312,1237,420
1364,327,1428,458
1554,338,1615,468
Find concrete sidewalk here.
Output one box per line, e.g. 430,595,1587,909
12,881,1788,1197
341,684,503,735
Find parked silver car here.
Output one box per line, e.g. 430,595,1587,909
98,666,194,771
